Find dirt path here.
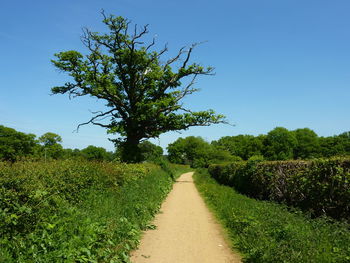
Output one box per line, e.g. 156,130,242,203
131,172,241,263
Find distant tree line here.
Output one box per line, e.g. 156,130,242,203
4,125,349,166
0,125,163,162
167,127,350,167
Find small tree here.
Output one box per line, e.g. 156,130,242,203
51,12,225,163
38,132,64,159
38,132,62,146
0,125,37,161
167,136,212,167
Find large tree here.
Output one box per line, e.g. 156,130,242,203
263,127,297,160
292,128,320,159
51,12,225,162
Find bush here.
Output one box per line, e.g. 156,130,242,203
0,160,187,262
194,170,350,263
208,157,350,221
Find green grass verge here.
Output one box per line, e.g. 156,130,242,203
208,158,350,221
194,169,350,263
0,160,189,263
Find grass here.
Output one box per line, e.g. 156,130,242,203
0,160,189,263
194,169,350,263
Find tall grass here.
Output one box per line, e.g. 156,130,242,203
194,169,350,263
0,160,189,262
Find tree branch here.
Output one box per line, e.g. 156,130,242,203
75,109,116,132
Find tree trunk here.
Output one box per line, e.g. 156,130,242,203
120,136,142,163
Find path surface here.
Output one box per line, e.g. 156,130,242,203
131,172,241,263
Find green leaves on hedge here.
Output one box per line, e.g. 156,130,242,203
209,157,350,220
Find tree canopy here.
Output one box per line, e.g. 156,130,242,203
0,125,36,162
167,136,235,168
138,141,163,162
292,128,320,159
38,132,64,159
167,127,350,167
51,12,225,162
212,135,264,160
38,132,62,146
80,145,114,161
263,127,298,160
0,125,115,162
1,124,350,164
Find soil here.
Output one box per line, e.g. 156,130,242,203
130,172,242,263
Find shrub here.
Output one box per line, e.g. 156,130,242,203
194,170,350,263
0,160,187,262
208,157,350,221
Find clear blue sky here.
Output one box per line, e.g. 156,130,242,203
1,0,349,151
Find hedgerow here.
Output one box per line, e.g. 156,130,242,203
0,160,188,262
208,157,350,220
194,169,350,262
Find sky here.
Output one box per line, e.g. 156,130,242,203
1,0,349,152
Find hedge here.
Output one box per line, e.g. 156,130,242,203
194,169,350,262
208,158,350,220
0,160,188,262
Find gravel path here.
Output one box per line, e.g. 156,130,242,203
131,172,241,263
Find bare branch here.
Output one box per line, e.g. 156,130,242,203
164,46,186,68
100,9,107,20
134,24,138,37
75,109,116,132
180,42,205,70
181,45,195,69
146,37,156,51
132,24,149,41
124,21,131,40
157,43,168,57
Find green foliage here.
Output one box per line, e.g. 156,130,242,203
153,157,190,181
0,160,187,262
38,132,64,160
138,141,163,162
212,135,264,160
80,145,114,161
292,128,320,159
0,125,37,162
247,155,265,161
208,147,242,164
51,13,225,162
62,148,82,159
194,170,350,263
167,136,242,168
208,157,350,221
263,127,297,160
38,132,62,146
211,128,350,161
319,136,350,158
167,136,210,167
